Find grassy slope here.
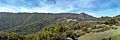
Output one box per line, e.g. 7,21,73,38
78,26,120,40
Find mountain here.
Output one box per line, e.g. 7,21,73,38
0,12,119,40
0,12,96,35
79,12,96,21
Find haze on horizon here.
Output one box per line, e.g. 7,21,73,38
0,0,120,17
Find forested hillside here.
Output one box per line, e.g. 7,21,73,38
0,12,96,35
0,12,119,40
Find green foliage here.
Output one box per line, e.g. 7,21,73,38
42,24,66,33
32,31,65,40
0,13,96,35
0,32,26,40
29,24,67,40
0,13,119,40
104,18,118,25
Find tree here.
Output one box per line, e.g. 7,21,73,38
42,24,66,33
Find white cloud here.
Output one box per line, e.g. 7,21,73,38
0,0,97,12
0,0,119,17
0,5,68,13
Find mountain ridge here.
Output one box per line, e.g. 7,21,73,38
0,12,96,34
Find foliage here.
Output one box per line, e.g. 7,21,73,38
0,12,119,40
0,32,26,40
0,12,96,35
104,18,118,25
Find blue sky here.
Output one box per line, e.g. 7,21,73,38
0,0,120,17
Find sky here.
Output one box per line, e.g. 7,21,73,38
0,0,120,17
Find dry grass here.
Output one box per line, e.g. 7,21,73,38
78,26,120,40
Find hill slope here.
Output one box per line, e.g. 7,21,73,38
0,12,96,34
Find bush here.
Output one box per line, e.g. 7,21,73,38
0,32,26,40
42,24,66,33
104,18,118,25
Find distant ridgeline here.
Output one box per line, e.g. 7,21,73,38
0,12,96,34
